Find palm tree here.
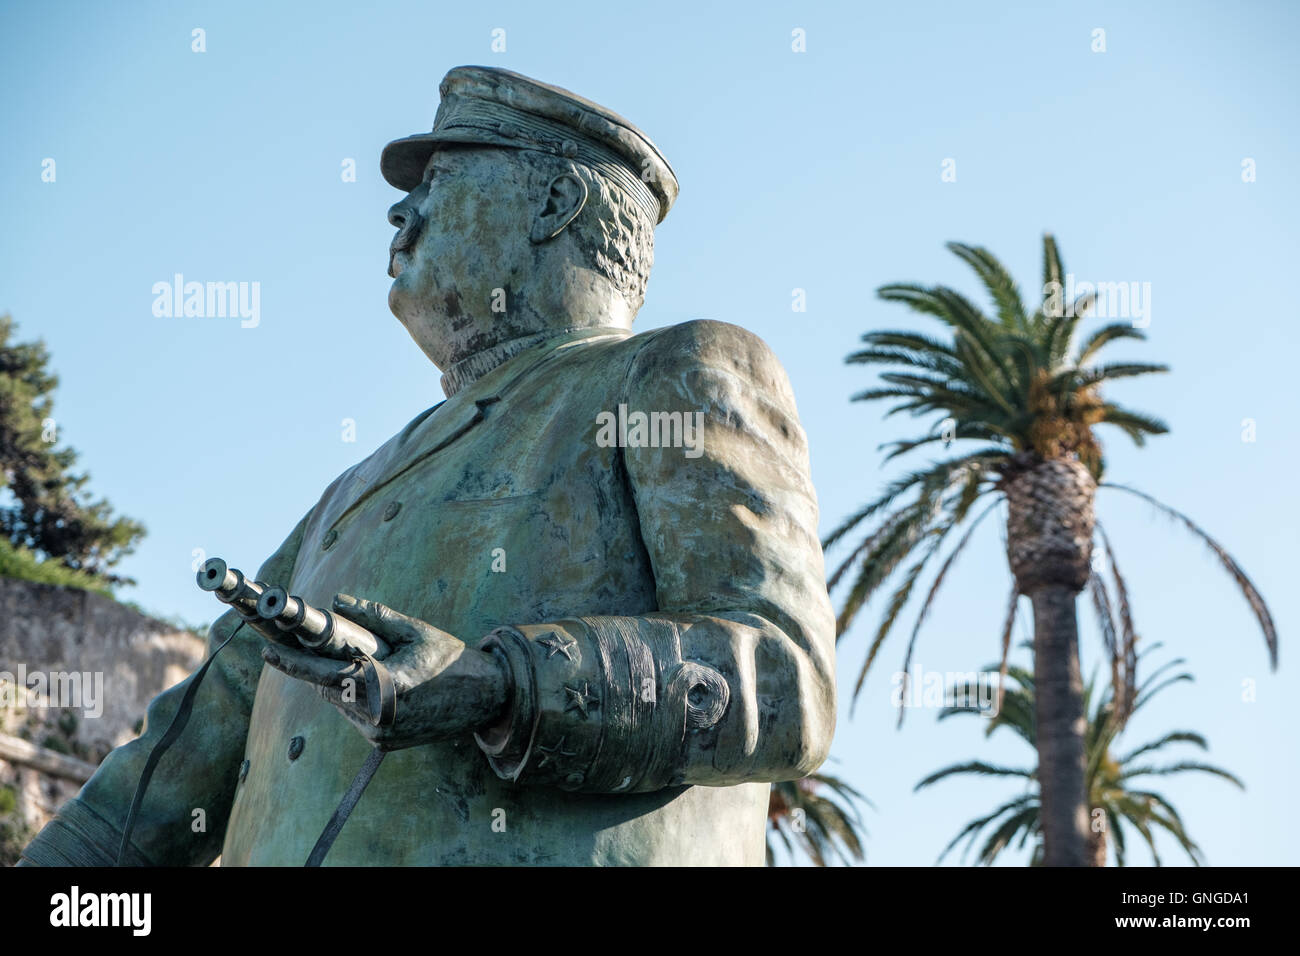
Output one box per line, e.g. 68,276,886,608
917,645,1243,866
826,236,1277,865
766,770,871,866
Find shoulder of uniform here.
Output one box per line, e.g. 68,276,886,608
624,319,790,395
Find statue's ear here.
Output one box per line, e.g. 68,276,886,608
530,172,588,243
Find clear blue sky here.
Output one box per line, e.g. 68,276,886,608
2,0,1295,865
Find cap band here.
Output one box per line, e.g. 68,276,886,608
433,97,661,223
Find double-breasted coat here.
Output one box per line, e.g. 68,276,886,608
24,319,836,866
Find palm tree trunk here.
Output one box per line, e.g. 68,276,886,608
1031,584,1090,866
1004,456,1096,867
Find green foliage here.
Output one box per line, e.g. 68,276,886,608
766,769,872,866
827,237,1273,708
0,536,111,595
0,313,145,587
918,645,1243,866
0,535,209,648
0,785,30,868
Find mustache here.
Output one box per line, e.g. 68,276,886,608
388,209,425,275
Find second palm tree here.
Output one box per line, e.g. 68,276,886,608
827,236,1276,865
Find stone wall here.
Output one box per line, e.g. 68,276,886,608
0,576,206,860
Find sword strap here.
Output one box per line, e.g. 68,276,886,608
119,625,398,867
305,746,387,866
301,653,396,865
117,623,242,866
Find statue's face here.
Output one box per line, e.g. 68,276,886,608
386,146,538,369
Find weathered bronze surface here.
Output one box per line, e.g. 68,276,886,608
21,66,836,866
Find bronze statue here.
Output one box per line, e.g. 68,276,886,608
21,66,836,866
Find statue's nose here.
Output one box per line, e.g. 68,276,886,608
388,202,408,229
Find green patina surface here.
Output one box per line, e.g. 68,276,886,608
21,67,835,867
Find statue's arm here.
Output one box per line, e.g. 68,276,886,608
473,320,837,792
18,512,312,866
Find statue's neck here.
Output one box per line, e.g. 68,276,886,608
438,328,573,397
435,288,637,397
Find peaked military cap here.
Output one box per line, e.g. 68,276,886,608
381,66,678,224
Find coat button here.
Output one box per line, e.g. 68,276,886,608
321,529,338,551
238,759,250,782
288,736,305,761
382,501,402,522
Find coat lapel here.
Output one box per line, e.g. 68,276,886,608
318,327,630,531
318,393,494,534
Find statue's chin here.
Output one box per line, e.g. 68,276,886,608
387,281,410,321
387,301,451,370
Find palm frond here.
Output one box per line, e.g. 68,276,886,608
1075,322,1148,365
1088,571,1126,721
878,284,1014,392
1109,807,1128,867
765,771,871,867
1097,524,1139,724
853,526,945,709
1120,761,1245,788
879,427,1008,464
846,346,965,378
1045,293,1089,368
823,453,990,553
1041,233,1064,304
857,329,963,359
914,760,1034,791
927,642,1243,866
834,500,931,645
947,241,1027,331
895,500,1000,725
1100,483,1278,668
1120,731,1208,764
1062,362,1170,390
935,795,1036,864
994,584,1020,720
1133,672,1194,713
1098,404,1170,446
977,806,1040,865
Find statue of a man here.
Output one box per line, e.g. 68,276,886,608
21,66,836,866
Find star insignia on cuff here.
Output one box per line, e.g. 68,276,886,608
536,736,576,768
538,632,577,661
563,682,599,717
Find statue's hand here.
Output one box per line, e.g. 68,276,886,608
260,594,511,750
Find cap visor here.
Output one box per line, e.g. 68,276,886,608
381,130,527,191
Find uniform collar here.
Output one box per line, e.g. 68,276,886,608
439,326,630,398
317,324,633,534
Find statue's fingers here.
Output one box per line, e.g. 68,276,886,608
262,645,355,688
332,593,427,645
257,625,302,651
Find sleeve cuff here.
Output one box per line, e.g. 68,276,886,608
19,797,157,867
473,618,729,793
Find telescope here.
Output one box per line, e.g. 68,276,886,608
195,557,285,643
197,557,390,661
255,585,390,660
